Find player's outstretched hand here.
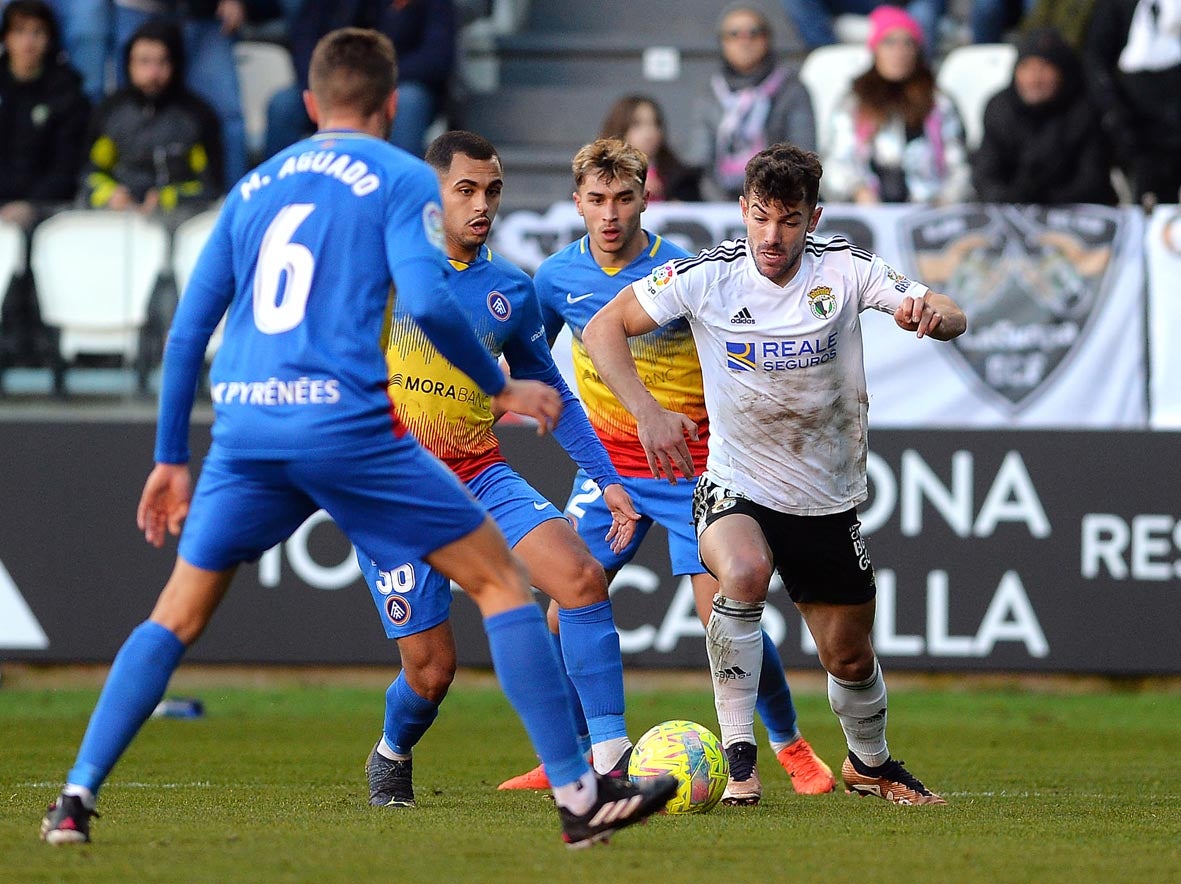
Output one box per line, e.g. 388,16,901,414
894,294,943,339
637,407,698,484
603,483,641,553
137,463,193,548
492,379,563,435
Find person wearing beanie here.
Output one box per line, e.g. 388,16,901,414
973,26,1117,204
688,3,816,201
781,0,945,55
822,5,972,204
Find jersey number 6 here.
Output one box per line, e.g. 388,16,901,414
254,203,316,334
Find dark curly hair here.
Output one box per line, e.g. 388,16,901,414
743,142,823,208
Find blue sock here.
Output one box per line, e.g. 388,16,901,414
484,604,589,788
383,672,439,756
550,630,591,755
66,621,186,795
755,629,799,745
557,600,628,744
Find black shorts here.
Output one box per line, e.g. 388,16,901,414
692,476,877,606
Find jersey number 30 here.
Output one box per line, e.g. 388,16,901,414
254,203,315,334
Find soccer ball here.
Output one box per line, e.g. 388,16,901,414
628,719,728,814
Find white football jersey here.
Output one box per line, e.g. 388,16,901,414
634,233,928,515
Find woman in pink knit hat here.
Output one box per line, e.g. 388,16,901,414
822,5,971,205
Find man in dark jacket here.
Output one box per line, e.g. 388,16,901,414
81,18,223,214
0,0,90,230
0,0,90,369
973,27,1117,205
1085,0,1181,205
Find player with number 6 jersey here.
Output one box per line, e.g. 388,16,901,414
40,29,673,850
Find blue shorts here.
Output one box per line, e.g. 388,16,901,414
563,468,704,576
357,461,562,639
179,436,485,574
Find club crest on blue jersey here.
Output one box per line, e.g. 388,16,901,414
385,595,412,626
726,341,757,371
423,201,444,251
486,291,511,321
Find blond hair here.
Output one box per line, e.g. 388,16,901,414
571,138,648,189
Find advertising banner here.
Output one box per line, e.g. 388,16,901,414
2,421,1177,674
492,202,1149,428
1146,204,1181,429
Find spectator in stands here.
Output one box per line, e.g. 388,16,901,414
599,95,701,202
689,3,816,201
265,0,457,159
45,0,111,103
973,27,1116,204
781,0,944,55
1085,0,1181,206
377,0,457,157
822,5,971,204
0,0,89,368
81,19,223,215
0,0,90,230
112,1,252,185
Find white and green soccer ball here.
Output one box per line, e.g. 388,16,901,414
628,719,728,814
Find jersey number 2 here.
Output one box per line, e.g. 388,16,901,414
254,203,315,334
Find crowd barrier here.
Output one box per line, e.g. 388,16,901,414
492,201,1180,429
1,422,1177,674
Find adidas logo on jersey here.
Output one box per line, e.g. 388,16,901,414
730,307,756,325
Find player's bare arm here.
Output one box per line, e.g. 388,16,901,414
894,291,967,341
491,377,563,435
136,463,193,548
583,285,699,483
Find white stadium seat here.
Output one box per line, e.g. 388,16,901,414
234,41,296,158
30,211,169,393
172,207,225,358
936,43,1018,151
798,43,872,155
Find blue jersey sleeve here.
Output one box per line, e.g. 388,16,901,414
533,260,567,347
502,285,621,492
384,166,506,397
155,206,236,463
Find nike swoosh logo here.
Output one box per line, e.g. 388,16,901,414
533,501,551,510
566,292,597,304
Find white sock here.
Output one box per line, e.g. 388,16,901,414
377,738,410,762
552,769,597,815
591,736,633,775
62,784,96,809
828,658,889,767
705,594,764,748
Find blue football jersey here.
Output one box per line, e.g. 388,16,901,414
534,232,710,477
156,130,505,463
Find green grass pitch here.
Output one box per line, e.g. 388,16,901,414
2,673,1178,883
